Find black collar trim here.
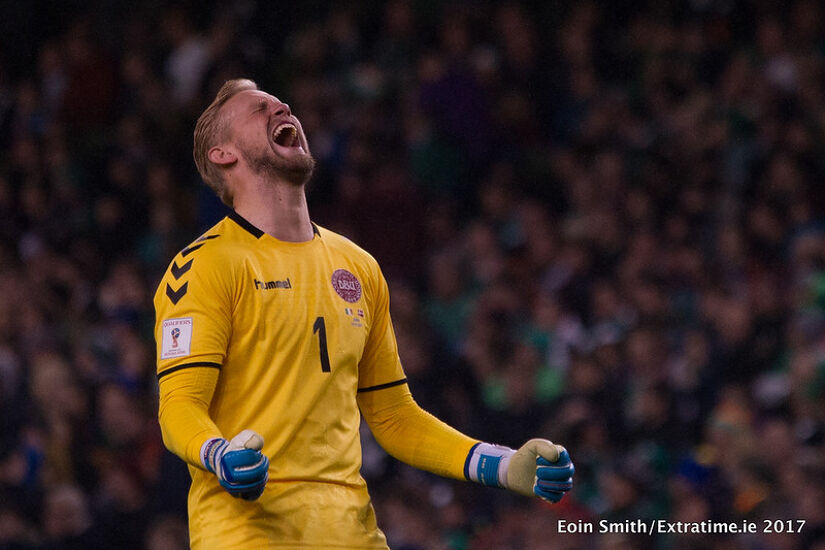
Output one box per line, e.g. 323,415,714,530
228,211,321,240
228,211,264,239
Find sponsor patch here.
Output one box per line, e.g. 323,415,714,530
161,317,193,359
331,269,362,303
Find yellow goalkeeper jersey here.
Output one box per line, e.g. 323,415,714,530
154,212,416,549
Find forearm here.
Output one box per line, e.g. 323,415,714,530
358,384,478,480
358,382,574,503
158,366,223,467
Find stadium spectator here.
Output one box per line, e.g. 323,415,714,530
1,1,825,548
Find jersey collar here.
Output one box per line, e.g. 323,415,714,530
228,210,321,240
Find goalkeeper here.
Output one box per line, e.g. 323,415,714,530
154,78,574,549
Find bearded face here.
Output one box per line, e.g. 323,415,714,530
238,118,315,185
223,90,316,186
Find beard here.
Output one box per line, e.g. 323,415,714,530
242,143,316,186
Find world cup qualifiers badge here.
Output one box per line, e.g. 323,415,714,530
331,269,362,303
161,317,193,359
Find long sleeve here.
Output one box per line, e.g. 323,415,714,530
158,366,223,467
358,382,478,479
357,258,478,478
153,235,234,467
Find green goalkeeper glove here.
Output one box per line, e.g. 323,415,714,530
465,439,574,503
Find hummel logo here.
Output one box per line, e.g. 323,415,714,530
254,278,292,290
166,282,188,304
170,259,193,279
181,243,204,257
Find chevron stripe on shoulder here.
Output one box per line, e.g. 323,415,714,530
178,233,221,258
166,281,188,304
170,258,193,279
164,233,222,305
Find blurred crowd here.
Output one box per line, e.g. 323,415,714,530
2,1,825,549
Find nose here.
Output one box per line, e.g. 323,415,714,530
273,102,291,117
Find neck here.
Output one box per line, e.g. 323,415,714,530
231,174,314,242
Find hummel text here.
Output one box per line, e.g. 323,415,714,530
254,278,292,290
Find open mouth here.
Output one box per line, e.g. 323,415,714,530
272,123,299,148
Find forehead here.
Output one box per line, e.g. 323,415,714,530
221,90,282,118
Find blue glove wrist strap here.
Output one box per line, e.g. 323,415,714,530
201,438,227,473
478,454,503,487
464,442,515,488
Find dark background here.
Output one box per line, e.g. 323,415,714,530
1,1,825,549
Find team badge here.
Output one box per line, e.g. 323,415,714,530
331,269,362,303
161,317,193,359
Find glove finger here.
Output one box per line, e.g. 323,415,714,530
224,448,265,467
524,439,561,462
240,479,268,501
228,483,266,500
536,462,575,480
223,454,269,483
235,455,268,473
228,429,264,452
534,486,565,503
537,449,570,466
223,472,268,499
229,464,268,484
224,480,265,493
537,478,573,492
241,489,264,501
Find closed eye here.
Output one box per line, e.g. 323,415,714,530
252,100,268,113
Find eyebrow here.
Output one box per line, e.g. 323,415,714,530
251,98,268,112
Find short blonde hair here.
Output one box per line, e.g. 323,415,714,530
193,78,258,206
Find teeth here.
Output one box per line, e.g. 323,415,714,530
273,123,297,143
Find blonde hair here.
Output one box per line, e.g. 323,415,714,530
193,78,259,206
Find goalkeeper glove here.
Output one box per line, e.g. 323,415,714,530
201,429,269,501
466,438,574,503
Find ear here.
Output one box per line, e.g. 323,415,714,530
208,146,237,167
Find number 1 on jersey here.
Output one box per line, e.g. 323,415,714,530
313,316,331,372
